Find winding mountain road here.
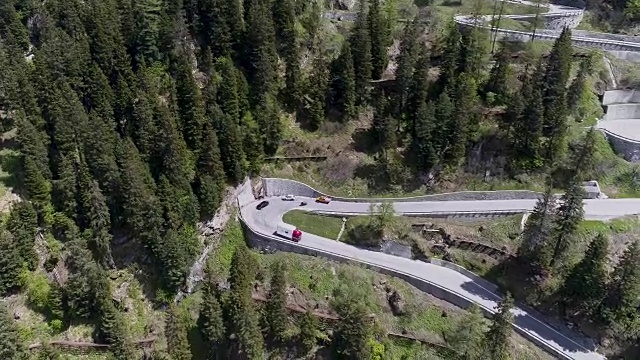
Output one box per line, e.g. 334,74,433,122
239,180,640,360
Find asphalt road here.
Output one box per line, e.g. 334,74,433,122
241,195,640,360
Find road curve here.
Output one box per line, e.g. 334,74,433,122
240,181,640,360
454,0,640,53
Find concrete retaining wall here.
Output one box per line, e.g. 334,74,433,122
262,178,543,202
600,129,640,162
237,213,586,360
603,90,640,105
604,104,640,120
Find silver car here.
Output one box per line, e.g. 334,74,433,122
281,194,296,201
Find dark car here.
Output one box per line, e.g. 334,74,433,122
256,200,269,210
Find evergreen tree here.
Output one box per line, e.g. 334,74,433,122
80,114,121,206
214,57,241,124
166,304,193,360
567,126,597,182
265,261,288,343
484,47,511,105
483,293,514,360
16,116,51,180
95,274,133,359
445,304,485,358
211,107,245,182
437,24,462,94
6,201,39,270
394,21,420,126
458,27,488,81
245,0,279,104
433,90,454,155
0,231,22,296
254,93,282,156
47,284,65,324
350,3,372,104
561,233,609,316
299,311,318,354
567,56,592,115
196,123,226,217
23,155,53,213
198,0,232,57
542,28,573,164
511,64,544,170
52,154,77,220
368,0,389,80
333,298,371,360
0,301,25,360
413,101,438,171
602,240,640,330
241,113,264,174
273,0,300,107
517,187,555,273
444,73,479,168
371,91,396,152
76,160,115,268
225,245,263,359
173,49,205,153
547,180,585,269
407,48,430,137
198,266,226,359
304,53,329,131
333,41,357,121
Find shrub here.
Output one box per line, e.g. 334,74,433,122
21,270,51,311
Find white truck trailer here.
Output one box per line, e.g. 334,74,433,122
275,222,302,242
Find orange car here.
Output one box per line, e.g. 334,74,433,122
315,196,331,204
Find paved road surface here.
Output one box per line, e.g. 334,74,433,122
242,195,640,360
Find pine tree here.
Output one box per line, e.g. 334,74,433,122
445,304,485,358
6,201,39,270
173,49,205,153
47,283,65,323
198,266,226,359
350,2,372,104
484,47,511,105
0,231,22,296
241,113,264,174
518,187,555,273
196,123,226,217
272,0,300,108
483,293,514,360
0,301,25,360
299,311,318,354
265,261,288,343
254,93,282,156
16,115,50,180
95,274,133,359
547,180,585,269
458,27,489,81
80,114,121,206
371,91,395,152
76,160,115,268
245,0,279,104
166,304,193,360
368,0,389,80
512,64,544,170
225,245,263,359
211,106,245,182
561,233,609,316
567,56,592,115
542,28,573,164
407,48,430,137
198,0,232,57
52,153,78,220
433,90,454,155
333,298,371,360
23,155,53,212
602,240,640,328
413,101,437,171
444,73,479,168
567,126,597,182
437,24,462,95
333,41,357,121
305,53,329,131
394,21,420,125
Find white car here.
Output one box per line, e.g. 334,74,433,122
281,194,296,201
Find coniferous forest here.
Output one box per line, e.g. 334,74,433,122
1,0,640,359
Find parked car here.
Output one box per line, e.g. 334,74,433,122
281,194,296,201
315,196,331,204
300,201,307,206
256,200,269,210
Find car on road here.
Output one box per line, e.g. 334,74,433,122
256,200,269,210
281,194,296,201
316,196,331,204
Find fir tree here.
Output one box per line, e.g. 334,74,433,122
517,187,555,273
47,283,65,324
80,114,121,206
458,27,488,81
254,93,282,156
273,0,300,108
0,231,22,296
265,261,288,343
6,201,39,270
241,113,264,173
512,64,544,169
245,0,279,104
198,266,226,359
407,48,430,137
567,126,597,182
368,0,389,80
23,155,53,212
333,41,357,121
483,293,514,360
567,56,592,115
547,180,585,269
173,49,205,153
304,53,329,131
445,304,485,358
196,123,226,217
225,245,263,359
484,47,511,105
0,301,25,360
561,233,609,316
394,21,420,126
602,240,640,329
413,101,437,171
350,2,373,104
371,91,396,152
95,274,133,359
333,298,371,360
198,0,232,57
437,24,462,94
299,311,318,354
433,90,454,155
444,73,479,168
52,153,78,220
211,106,245,182
166,304,193,360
